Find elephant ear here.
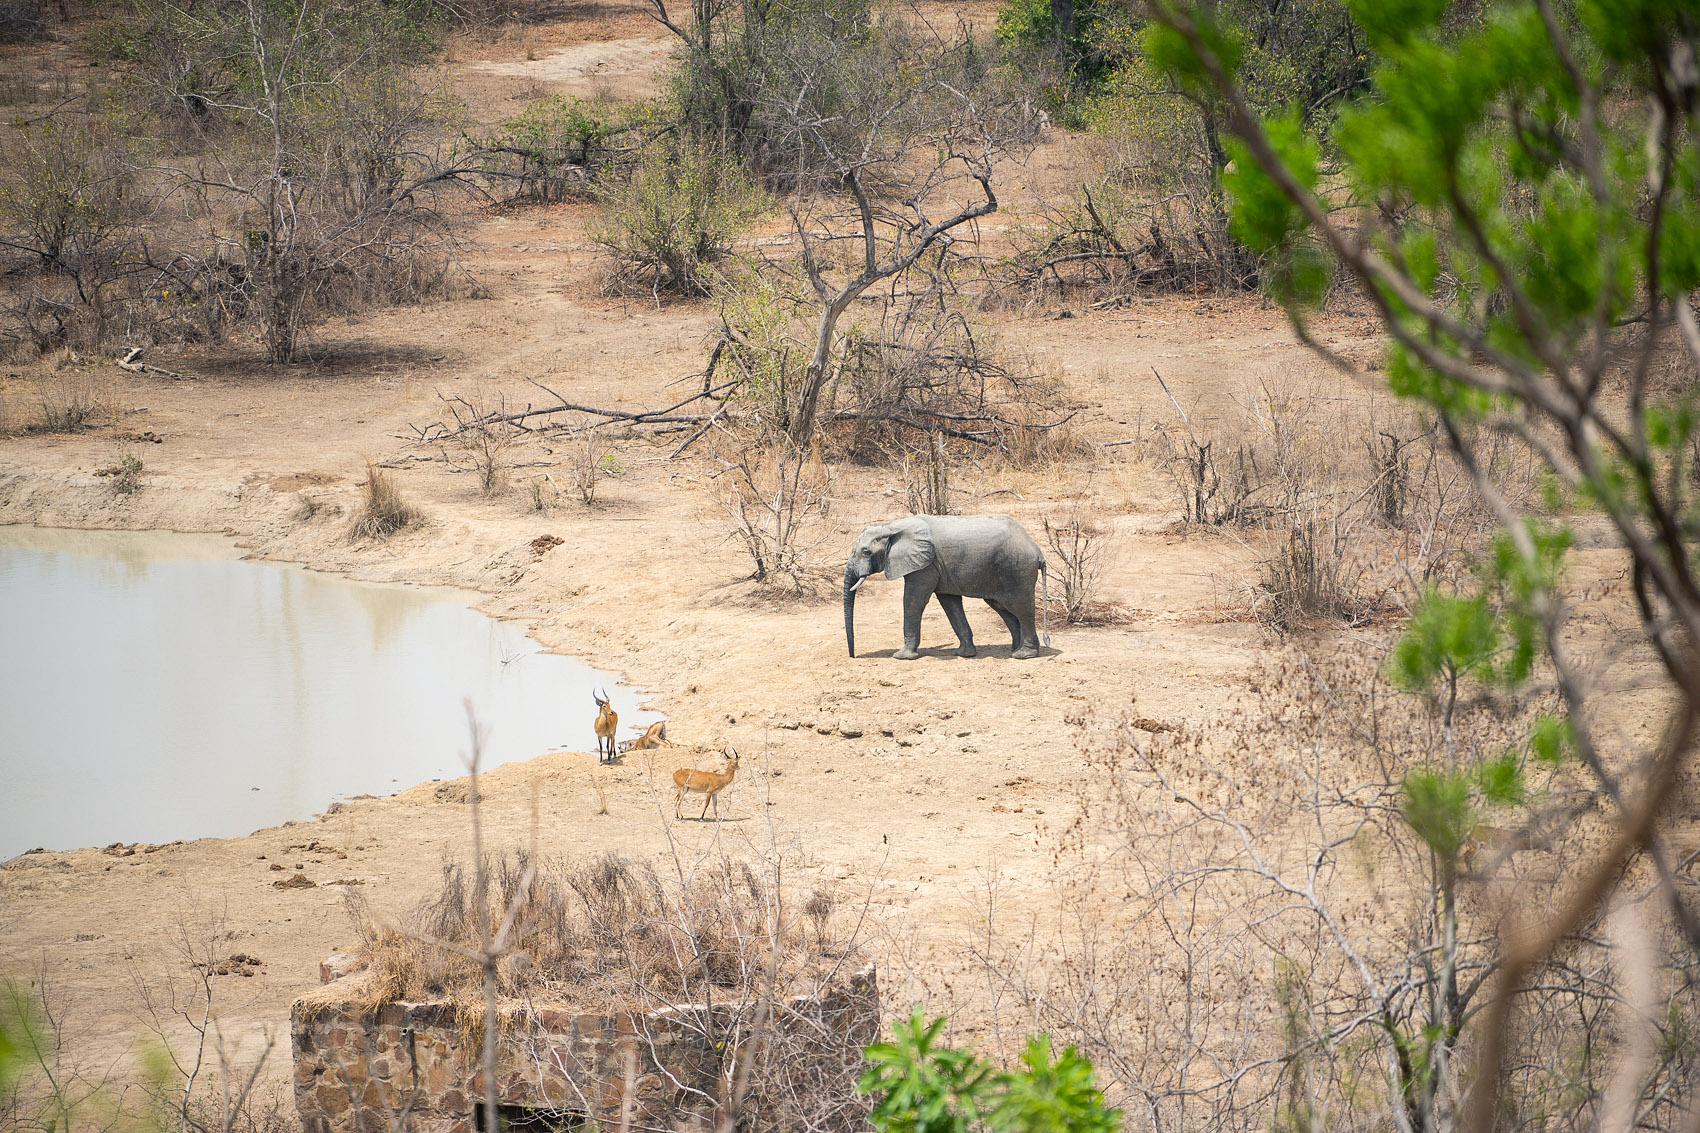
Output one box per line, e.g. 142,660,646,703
883,517,936,580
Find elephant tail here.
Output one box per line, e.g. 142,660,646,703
1040,560,1051,648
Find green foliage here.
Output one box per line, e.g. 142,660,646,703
993,1036,1121,1133
485,95,648,202
1474,751,1525,805
862,1013,997,1133
0,977,28,1098
1402,767,1473,859
860,1011,1122,1133
591,139,765,296
1389,588,1501,696
1528,712,1574,764
995,0,1120,89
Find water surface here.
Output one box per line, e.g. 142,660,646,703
0,526,657,859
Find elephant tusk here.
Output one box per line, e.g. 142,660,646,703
849,576,866,592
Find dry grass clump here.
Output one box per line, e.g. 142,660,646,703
33,369,112,433
346,850,858,1016
348,464,420,540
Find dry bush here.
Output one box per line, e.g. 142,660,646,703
346,848,874,1132
714,267,1067,463
1043,513,1109,624
968,649,1695,1133
721,441,834,592
1154,419,1267,526
349,464,420,540
571,427,613,505
902,432,951,515
33,369,110,433
1005,118,1259,305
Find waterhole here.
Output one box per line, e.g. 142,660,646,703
0,526,658,859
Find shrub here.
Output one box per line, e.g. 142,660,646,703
481,94,646,203
349,464,420,540
722,442,833,591
1043,514,1106,624
591,139,763,297
34,372,106,433
93,451,144,495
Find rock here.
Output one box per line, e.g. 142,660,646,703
839,726,864,738
274,874,315,889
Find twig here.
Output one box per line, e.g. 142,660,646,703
669,402,730,460
1151,365,1198,445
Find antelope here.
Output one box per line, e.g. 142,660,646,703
1462,823,1548,871
619,720,670,754
673,749,739,821
592,689,618,764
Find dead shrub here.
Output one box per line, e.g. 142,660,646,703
572,427,613,505
902,432,951,515
34,370,108,433
345,848,874,1131
1044,513,1108,624
713,267,1074,465
1255,519,1372,632
721,441,834,592
349,464,420,540
1155,422,1266,526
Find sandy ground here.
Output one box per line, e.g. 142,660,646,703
0,2,1462,1110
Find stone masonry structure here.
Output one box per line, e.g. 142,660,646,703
292,965,879,1133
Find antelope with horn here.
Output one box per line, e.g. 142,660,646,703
592,688,618,764
673,748,739,821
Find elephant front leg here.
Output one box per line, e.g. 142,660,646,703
895,575,932,659
935,593,977,657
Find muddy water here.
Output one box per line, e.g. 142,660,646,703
0,526,658,859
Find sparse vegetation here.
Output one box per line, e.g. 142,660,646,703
721,441,834,591
349,464,420,540
1043,513,1105,624
570,427,608,505
590,138,763,297
33,371,106,433
93,450,143,494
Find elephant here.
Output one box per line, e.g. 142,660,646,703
843,514,1050,660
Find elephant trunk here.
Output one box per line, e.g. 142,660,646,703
843,566,860,658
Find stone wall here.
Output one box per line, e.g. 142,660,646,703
292,966,878,1133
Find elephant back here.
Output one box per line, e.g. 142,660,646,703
922,513,1043,581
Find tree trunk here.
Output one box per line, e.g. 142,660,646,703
1050,0,1074,44
788,288,861,447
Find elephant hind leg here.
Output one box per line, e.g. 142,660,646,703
985,598,1023,648
936,593,977,657
988,596,1040,658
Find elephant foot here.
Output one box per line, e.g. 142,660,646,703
1012,645,1040,659
956,643,978,658
894,645,922,660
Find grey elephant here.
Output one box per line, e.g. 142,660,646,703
843,514,1050,660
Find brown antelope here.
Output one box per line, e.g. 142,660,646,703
593,689,618,764
673,749,739,821
1462,823,1547,871
619,720,670,754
